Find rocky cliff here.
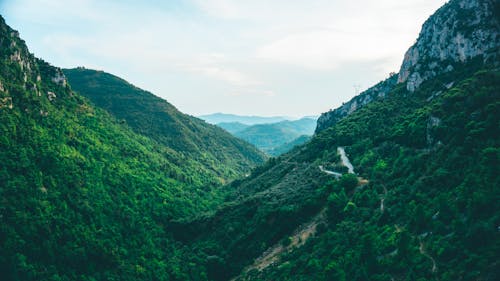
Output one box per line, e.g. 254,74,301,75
316,0,499,133
398,0,499,91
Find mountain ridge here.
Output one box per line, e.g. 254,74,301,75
233,118,316,156
63,67,266,181
0,15,260,280
1,0,499,279
316,0,499,133
199,113,290,125
174,0,499,279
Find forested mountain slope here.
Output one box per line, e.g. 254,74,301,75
173,0,500,280
231,118,316,156
63,68,266,182
0,15,250,280
0,0,499,280
267,135,311,157
233,67,499,281
217,122,250,134
179,63,499,281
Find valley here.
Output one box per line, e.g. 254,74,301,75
0,0,499,280
200,115,317,156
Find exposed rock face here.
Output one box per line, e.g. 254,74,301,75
0,15,74,115
51,70,67,87
0,97,13,109
47,91,56,101
398,0,499,91
316,0,499,133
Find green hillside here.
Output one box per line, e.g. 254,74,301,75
63,68,266,182
0,0,499,280
267,135,311,157
216,118,316,156
216,122,250,134
0,16,252,280
168,0,500,279
180,64,499,281
242,68,499,281
232,118,316,155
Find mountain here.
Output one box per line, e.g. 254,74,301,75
396,0,499,91
216,122,250,134
316,0,499,133
233,118,317,155
0,16,261,280
199,113,288,125
1,0,499,280
227,68,499,281
216,117,317,156
267,135,311,157
63,67,266,182
171,1,499,280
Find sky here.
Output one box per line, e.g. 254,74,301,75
0,0,447,117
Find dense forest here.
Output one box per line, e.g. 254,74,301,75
63,68,266,181
0,0,499,280
222,66,499,281
0,15,258,280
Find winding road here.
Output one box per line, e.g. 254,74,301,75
319,165,342,178
319,146,355,177
337,147,354,174
419,240,438,273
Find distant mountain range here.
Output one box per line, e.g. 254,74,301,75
267,134,311,156
216,122,251,134
211,117,317,156
199,113,290,125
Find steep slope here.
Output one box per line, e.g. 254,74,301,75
237,68,499,281
1,0,499,279
0,16,242,280
179,67,499,281
63,68,266,182
234,118,317,155
316,0,499,133
174,1,500,280
398,0,500,91
267,135,311,157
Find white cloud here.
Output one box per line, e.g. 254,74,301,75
226,88,275,97
183,64,261,86
2,0,448,116
255,28,398,70
192,0,306,20
195,0,446,71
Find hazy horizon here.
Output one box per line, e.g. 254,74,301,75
1,0,446,117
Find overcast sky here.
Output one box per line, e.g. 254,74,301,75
1,0,447,117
